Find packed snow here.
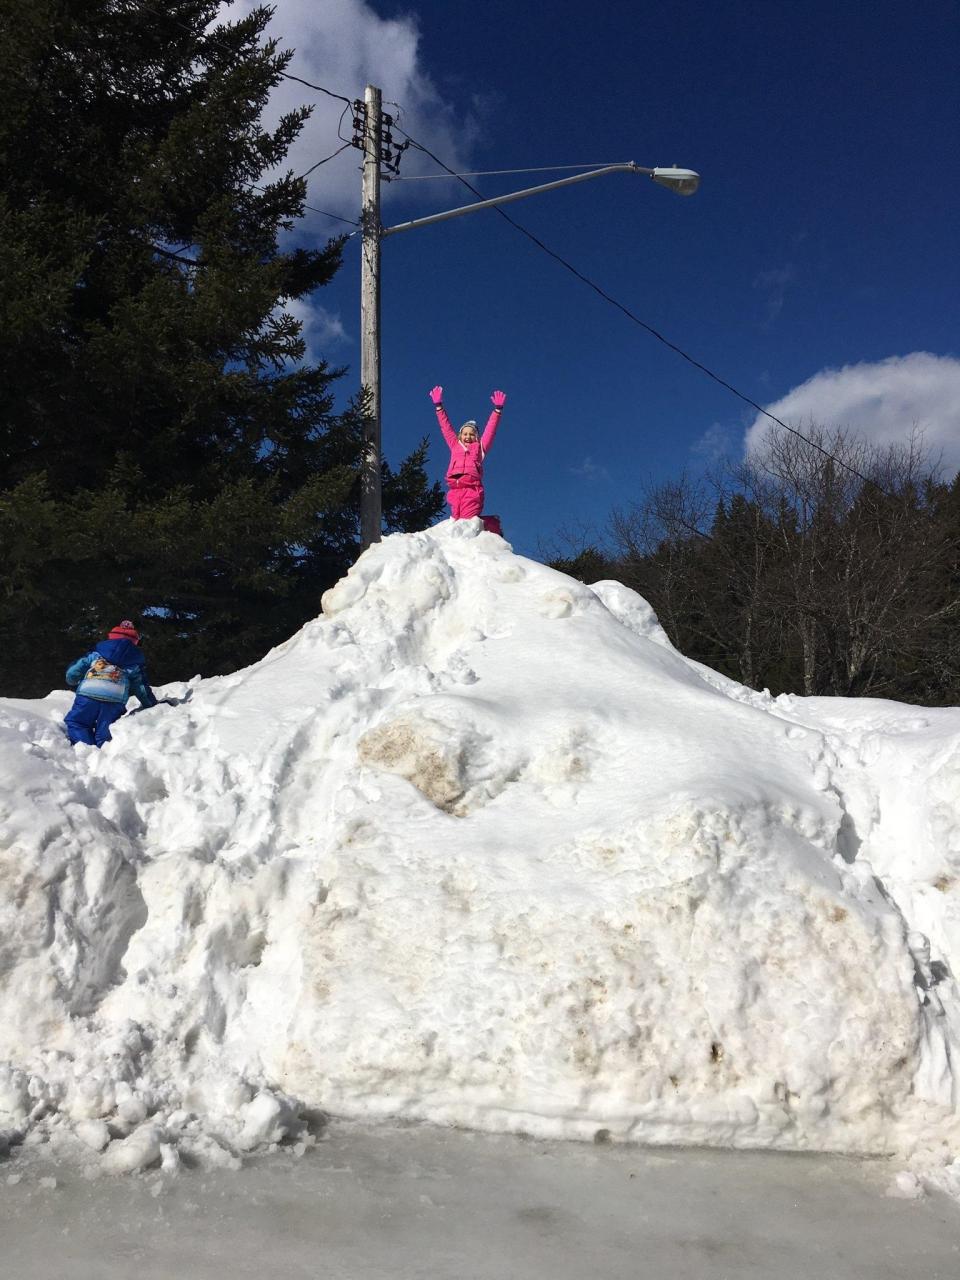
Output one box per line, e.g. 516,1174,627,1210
2,520,960,1197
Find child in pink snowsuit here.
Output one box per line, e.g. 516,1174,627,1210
430,385,507,520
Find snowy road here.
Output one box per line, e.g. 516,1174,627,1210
3,1123,959,1279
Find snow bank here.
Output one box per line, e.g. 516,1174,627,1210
2,520,959,1187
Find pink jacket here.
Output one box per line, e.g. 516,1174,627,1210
435,406,501,487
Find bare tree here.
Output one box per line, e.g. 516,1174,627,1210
600,423,958,701
741,424,947,696
610,474,715,655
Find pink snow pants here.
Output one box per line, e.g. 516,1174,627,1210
447,485,484,520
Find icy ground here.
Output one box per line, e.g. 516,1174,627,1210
2,519,960,1196
3,1123,960,1280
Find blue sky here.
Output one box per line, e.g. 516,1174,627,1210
241,0,960,558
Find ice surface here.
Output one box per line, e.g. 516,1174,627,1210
3,1124,960,1280
1,520,960,1197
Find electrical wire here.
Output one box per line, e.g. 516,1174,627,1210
279,71,351,105
392,163,633,181
393,125,880,493
302,203,358,226
304,203,358,226
298,141,353,180
336,102,353,145
248,180,358,226
122,0,360,223
133,0,354,104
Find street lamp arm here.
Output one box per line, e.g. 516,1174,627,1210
382,162,697,238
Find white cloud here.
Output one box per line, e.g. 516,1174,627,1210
753,264,796,326
691,422,733,463
569,457,610,482
285,297,349,364
221,0,478,233
744,353,960,473
216,2,479,364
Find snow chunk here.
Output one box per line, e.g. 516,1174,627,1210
238,1091,297,1150
74,1119,111,1152
887,1170,925,1199
101,1125,162,1175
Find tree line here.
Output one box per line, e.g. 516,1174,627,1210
0,1,443,697
552,426,960,705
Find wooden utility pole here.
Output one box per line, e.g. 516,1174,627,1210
359,84,383,551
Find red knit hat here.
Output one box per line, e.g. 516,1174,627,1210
108,620,140,644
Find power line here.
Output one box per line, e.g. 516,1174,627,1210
336,102,352,145
161,1,360,224
391,163,633,181
393,125,879,493
248,180,358,226
302,203,358,226
279,71,351,105
298,141,353,180
125,0,359,223
134,0,354,104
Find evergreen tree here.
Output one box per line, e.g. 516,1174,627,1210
0,0,443,695
546,546,613,584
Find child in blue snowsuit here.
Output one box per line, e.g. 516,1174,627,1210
64,620,157,747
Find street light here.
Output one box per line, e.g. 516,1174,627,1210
358,84,700,550
381,163,700,239
650,167,700,196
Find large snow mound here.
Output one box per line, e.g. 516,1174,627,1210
2,520,960,1186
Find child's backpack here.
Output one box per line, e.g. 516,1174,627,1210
481,514,503,536
77,656,130,703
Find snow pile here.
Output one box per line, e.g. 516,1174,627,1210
2,520,960,1187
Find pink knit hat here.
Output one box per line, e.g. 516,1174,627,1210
108,620,140,644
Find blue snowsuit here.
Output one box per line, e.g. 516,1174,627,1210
64,638,157,747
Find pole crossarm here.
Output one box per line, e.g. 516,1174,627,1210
382,163,656,237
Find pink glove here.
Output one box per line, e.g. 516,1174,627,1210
429,385,444,405
491,389,507,409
